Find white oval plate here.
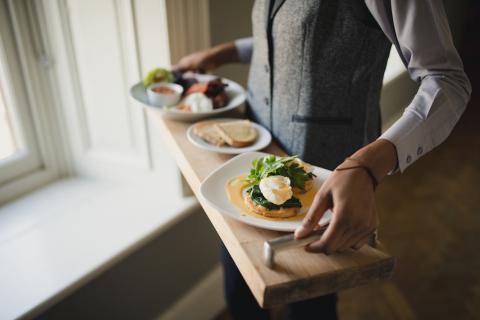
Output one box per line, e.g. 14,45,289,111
200,151,333,232
186,118,272,154
130,73,246,122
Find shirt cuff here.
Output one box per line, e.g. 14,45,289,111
234,37,253,63
379,110,433,173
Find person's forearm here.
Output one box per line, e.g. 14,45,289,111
206,42,241,68
173,41,242,72
349,139,398,182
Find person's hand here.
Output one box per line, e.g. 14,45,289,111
172,42,240,73
173,49,217,73
294,166,378,253
294,139,397,254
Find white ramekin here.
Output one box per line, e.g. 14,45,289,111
147,82,183,107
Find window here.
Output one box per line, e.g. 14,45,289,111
0,1,44,187
0,0,200,203
0,0,62,203
0,83,17,160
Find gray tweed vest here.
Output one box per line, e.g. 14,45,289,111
247,0,391,170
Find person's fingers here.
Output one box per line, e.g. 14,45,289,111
172,64,206,74
305,218,345,254
172,57,197,73
295,191,331,239
340,202,378,251
337,229,374,252
352,233,374,250
305,202,349,254
172,62,196,73
334,229,358,253
171,64,180,72
336,213,376,252
337,220,377,252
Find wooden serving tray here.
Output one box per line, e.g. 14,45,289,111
152,110,394,307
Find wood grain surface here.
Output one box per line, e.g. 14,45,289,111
151,110,394,307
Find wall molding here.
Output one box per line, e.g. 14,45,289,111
52,0,92,156
157,264,225,320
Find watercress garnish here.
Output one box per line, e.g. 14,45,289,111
246,155,315,190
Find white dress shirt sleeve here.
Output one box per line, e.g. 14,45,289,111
367,0,472,172
234,37,254,63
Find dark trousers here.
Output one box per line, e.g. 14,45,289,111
222,245,338,320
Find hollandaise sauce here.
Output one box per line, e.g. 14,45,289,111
225,174,318,221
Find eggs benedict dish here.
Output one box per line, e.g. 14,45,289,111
226,155,318,220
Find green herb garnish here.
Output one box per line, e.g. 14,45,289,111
246,155,315,190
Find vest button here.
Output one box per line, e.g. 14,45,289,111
406,155,412,164
264,64,269,73
417,146,423,156
264,97,270,106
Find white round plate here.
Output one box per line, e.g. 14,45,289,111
200,151,333,232
130,73,246,122
186,118,272,154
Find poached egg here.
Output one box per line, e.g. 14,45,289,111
259,175,293,205
183,92,213,112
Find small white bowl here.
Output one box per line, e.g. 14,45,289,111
147,83,183,107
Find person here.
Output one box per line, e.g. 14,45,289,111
174,0,471,319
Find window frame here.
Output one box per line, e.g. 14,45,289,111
0,0,43,184
0,0,69,204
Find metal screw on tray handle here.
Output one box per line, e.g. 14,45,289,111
263,226,378,269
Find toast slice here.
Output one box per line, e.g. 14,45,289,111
192,122,225,146
215,120,257,147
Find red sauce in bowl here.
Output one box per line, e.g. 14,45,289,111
152,87,175,95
